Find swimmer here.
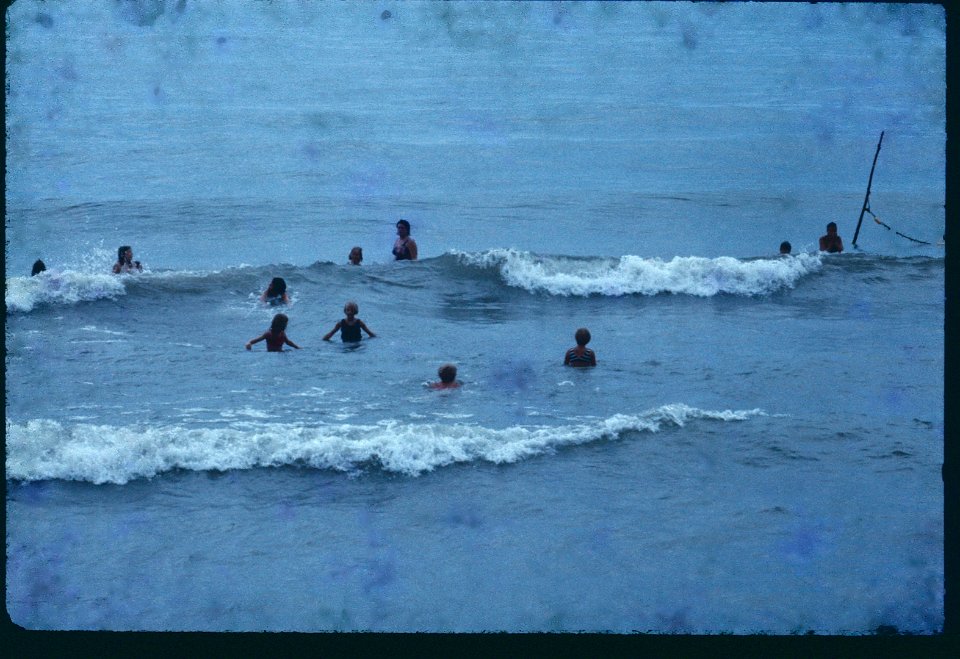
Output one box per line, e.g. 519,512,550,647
392,219,418,261
322,301,376,343
819,222,844,253
246,313,301,352
779,241,792,255
430,363,461,389
31,259,46,276
564,328,597,367
260,277,290,305
348,246,363,265
112,245,143,274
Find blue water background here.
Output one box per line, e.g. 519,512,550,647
4,1,945,633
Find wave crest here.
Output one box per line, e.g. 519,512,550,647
6,405,764,484
451,248,822,296
5,270,127,313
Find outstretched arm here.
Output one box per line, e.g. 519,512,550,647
322,321,342,341
246,332,267,350
285,337,301,349
359,320,376,338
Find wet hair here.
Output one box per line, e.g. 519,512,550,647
779,241,792,254
575,328,591,346
438,363,457,383
266,277,287,297
349,246,363,263
270,313,289,333
344,301,359,315
396,219,411,233
31,259,46,276
826,222,837,231
117,245,132,263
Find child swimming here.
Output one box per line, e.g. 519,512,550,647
260,277,289,305
246,313,301,352
564,328,597,367
322,301,376,343
429,363,461,389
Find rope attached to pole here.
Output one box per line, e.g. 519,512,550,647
864,207,933,245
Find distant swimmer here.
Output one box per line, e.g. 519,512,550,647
819,222,844,253
430,363,461,389
322,301,376,343
31,259,46,276
112,245,143,274
779,241,792,255
260,277,290,305
246,313,301,352
348,246,363,265
564,328,597,367
392,219,418,261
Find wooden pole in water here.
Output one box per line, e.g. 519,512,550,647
852,131,885,247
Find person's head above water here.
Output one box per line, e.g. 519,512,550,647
266,277,287,296
348,246,363,265
396,219,411,237
825,222,838,235
438,363,457,384
117,245,133,263
344,301,359,316
575,327,591,346
270,313,289,333
779,241,792,255
31,259,46,276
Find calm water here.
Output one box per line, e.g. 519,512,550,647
5,1,945,633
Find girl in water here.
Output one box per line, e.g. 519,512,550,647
260,277,290,305
112,246,143,274
246,313,301,352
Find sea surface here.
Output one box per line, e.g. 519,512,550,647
5,1,945,633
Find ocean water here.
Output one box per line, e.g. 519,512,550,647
5,1,945,633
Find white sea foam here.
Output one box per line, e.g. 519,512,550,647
6,404,765,484
5,270,127,312
452,248,822,296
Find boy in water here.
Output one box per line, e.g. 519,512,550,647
246,313,301,352
819,222,844,253
348,246,363,265
564,328,597,367
322,301,376,343
430,363,461,389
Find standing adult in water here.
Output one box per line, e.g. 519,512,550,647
392,219,418,261
819,222,844,253
112,245,143,273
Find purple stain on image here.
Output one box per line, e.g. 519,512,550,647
35,13,54,29
489,359,536,393
443,505,483,529
656,606,692,632
216,36,228,46
277,500,297,521
301,141,322,162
